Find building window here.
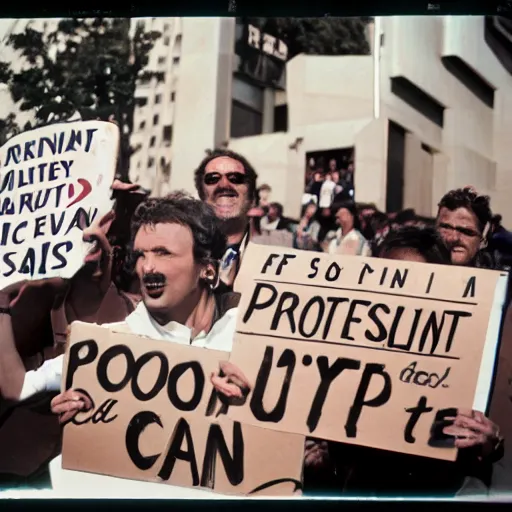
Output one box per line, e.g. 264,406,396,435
158,56,166,66
230,77,264,138
274,104,288,132
230,101,263,138
164,36,170,46
171,92,176,102
150,136,156,147
390,77,445,128
155,94,162,104
163,125,173,143
153,114,159,125
172,57,180,65
135,97,148,107
175,34,182,44
164,23,170,32
139,120,146,130
148,157,154,167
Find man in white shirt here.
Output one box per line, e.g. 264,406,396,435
2,192,245,498
318,173,336,209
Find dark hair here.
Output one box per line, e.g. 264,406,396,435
362,210,388,242
269,202,284,217
194,148,258,202
377,226,451,265
301,201,317,218
131,191,227,266
331,199,362,231
394,208,417,225
437,187,492,234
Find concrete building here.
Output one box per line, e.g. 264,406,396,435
164,16,512,224
129,17,183,196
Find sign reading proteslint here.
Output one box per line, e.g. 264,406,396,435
229,244,508,461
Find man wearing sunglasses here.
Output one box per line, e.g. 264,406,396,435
194,149,258,293
435,187,494,268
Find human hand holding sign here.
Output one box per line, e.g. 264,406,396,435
443,409,502,458
210,361,251,404
51,389,93,424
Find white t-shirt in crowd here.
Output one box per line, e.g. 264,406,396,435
260,216,280,231
319,180,336,208
21,301,238,499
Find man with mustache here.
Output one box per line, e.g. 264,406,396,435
436,187,496,268
9,192,243,497
194,149,258,293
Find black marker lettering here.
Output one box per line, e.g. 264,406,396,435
404,396,433,443
66,339,98,390
243,283,278,323
200,422,244,489
345,363,392,437
308,257,320,279
96,345,135,393
307,356,360,432
167,362,204,411
341,299,371,341
126,411,163,471
131,352,169,401
270,292,299,333
157,418,199,485
250,347,296,423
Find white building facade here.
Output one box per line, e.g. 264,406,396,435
157,16,512,224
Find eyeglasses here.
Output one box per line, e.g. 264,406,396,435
203,172,247,186
437,222,480,238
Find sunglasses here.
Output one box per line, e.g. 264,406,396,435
203,172,247,186
437,222,480,238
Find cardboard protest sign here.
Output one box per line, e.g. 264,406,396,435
229,243,508,461
0,121,119,290
252,230,294,248
61,322,305,496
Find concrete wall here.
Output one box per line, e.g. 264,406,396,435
170,17,235,196
231,15,512,222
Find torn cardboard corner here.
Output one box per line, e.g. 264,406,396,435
61,322,305,497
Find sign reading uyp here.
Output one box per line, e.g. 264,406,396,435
229,243,508,461
61,322,305,496
0,121,119,290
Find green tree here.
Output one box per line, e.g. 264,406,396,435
0,18,161,179
246,17,371,58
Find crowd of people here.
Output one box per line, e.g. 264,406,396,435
0,145,511,498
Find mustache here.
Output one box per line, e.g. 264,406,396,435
445,241,465,251
214,187,238,199
142,273,166,286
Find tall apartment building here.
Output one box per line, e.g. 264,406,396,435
129,17,183,196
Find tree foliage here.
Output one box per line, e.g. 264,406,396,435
246,17,371,59
0,18,161,178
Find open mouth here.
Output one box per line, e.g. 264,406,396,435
144,283,166,298
143,275,167,298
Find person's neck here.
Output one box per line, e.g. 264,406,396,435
151,287,216,338
341,222,354,235
222,216,248,246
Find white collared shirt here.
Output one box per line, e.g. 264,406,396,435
20,302,239,499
